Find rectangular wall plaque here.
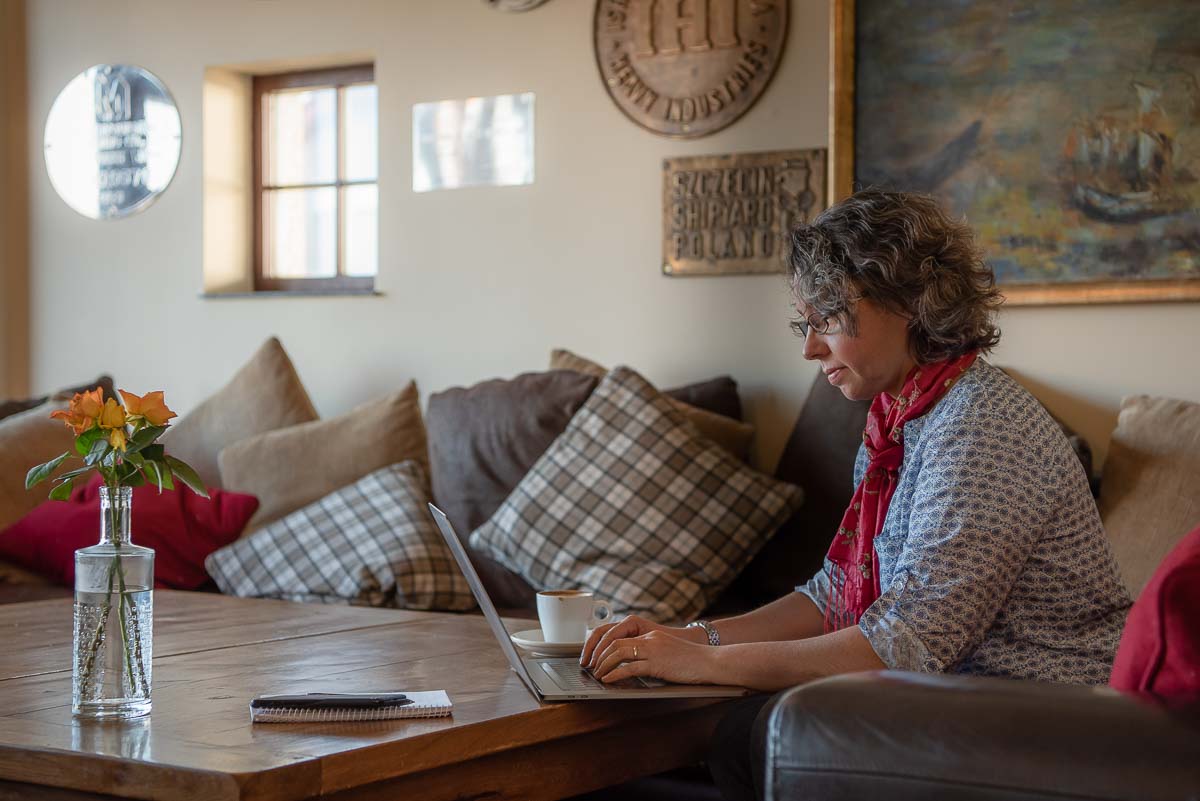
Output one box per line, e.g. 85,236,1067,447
412,92,535,193
663,149,826,276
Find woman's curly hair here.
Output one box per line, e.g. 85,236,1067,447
784,187,1003,362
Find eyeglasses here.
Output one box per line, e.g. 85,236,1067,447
789,313,842,339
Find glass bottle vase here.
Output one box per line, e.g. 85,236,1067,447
72,485,154,719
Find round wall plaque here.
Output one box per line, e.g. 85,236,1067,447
594,0,788,138
484,0,552,10
44,64,182,220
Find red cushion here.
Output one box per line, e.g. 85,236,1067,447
1110,523,1200,701
0,474,258,590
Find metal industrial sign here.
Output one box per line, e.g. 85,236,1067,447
595,0,788,138
663,149,826,276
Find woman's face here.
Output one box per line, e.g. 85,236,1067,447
798,298,917,401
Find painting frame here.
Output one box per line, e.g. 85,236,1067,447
827,0,1200,306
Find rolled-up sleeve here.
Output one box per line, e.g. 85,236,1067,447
795,558,833,611
857,411,1049,673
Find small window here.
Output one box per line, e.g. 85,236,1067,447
253,65,377,292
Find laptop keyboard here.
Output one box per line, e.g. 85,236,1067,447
540,658,666,691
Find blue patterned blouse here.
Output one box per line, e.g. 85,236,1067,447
798,359,1131,684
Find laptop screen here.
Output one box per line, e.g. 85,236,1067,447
427,503,543,698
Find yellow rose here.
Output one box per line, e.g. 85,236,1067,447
98,398,127,430
118,389,177,427
108,427,127,452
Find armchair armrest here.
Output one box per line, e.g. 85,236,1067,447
764,671,1200,801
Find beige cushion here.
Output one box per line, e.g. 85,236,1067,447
1099,395,1200,597
549,348,607,378
161,337,318,490
219,382,428,532
549,348,755,461
0,401,74,585
0,400,75,531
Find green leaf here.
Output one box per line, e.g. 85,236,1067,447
84,438,110,466
74,427,106,457
57,465,95,483
165,455,208,498
25,452,70,489
153,461,174,491
143,459,170,493
48,479,74,502
118,464,145,487
140,444,165,463
125,426,167,455
123,451,145,468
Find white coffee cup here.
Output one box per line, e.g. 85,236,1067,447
536,590,612,643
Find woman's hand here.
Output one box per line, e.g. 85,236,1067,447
581,615,717,685
580,614,679,667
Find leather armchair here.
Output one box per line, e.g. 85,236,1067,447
764,671,1200,801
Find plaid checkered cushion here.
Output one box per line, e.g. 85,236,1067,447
469,367,804,623
205,462,474,611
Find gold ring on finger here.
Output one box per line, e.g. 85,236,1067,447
633,645,638,659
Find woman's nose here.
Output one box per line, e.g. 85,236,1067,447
801,330,829,360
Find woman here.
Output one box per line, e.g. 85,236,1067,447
580,188,1131,800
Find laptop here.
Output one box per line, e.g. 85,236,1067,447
428,503,749,701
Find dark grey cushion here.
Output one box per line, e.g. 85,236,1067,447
426,369,600,610
664,375,743,422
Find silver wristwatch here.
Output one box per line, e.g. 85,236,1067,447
686,620,720,646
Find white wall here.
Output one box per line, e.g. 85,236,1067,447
26,0,1200,471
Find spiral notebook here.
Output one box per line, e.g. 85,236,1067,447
249,690,453,723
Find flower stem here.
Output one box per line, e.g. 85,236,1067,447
77,559,116,700
114,553,150,698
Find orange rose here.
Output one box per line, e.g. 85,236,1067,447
49,408,92,436
49,387,105,435
74,387,104,421
118,389,177,427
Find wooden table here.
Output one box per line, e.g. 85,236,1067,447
0,591,736,801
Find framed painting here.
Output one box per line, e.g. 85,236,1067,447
829,0,1200,305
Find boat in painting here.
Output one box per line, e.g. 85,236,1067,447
1063,82,1186,223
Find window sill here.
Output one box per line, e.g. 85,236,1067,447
200,290,383,299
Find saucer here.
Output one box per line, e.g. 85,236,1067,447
509,628,585,657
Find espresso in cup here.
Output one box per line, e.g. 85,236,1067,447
536,589,612,643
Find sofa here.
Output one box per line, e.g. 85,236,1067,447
0,339,857,617
3,343,1197,801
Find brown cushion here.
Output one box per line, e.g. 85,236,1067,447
549,348,754,460
161,338,318,490
218,382,428,532
0,375,115,422
426,370,599,609
726,372,870,605
0,401,76,531
1099,395,1200,597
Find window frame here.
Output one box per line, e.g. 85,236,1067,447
252,64,376,293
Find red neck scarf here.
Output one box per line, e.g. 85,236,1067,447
823,351,979,632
